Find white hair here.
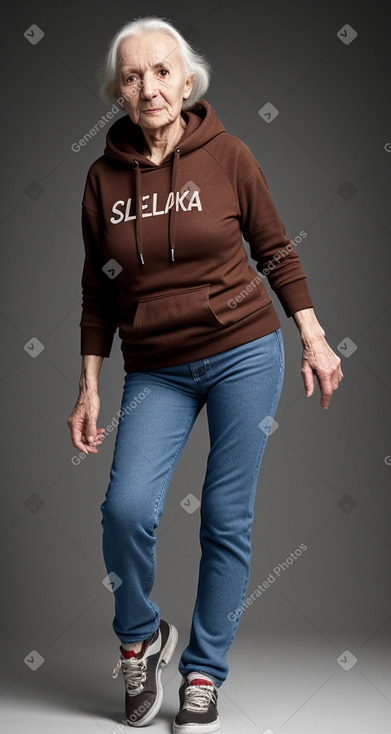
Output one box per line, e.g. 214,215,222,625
98,16,211,110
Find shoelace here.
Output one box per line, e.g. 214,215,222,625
112,654,147,694
183,683,217,712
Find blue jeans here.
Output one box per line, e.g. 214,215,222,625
100,329,285,688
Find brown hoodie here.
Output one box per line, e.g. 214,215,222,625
79,99,313,373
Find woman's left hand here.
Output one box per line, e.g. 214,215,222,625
301,334,343,409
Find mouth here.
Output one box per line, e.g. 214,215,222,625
142,108,163,114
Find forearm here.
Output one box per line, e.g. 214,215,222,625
78,354,104,393
292,307,326,344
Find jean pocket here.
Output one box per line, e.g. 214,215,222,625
133,283,235,350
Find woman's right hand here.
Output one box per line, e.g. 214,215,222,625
67,390,106,455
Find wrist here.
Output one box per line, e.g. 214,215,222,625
78,378,99,394
79,355,103,394
292,308,325,342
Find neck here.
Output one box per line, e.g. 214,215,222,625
141,115,187,164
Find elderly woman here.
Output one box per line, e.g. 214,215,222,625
68,16,343,733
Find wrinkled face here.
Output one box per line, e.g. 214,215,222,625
116,32,194,130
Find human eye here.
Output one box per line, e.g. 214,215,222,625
125,74,138,83
158,68,169,77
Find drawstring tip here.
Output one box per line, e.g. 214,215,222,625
170,248,175,262
139,253,144,265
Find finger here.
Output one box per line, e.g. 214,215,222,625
86,428,106,444
301,362,315,397
74,440,99,454
71,424,84,447
317,375,333,409
85,438,103,449
332,358,344,389
332,356,343,385
85,420,98,445
77,427,100,452
72,431,99,453
85,432,108,452
83,444,99,454
81,434,100,451
92,428,107,445
71,422,106,453
330,369,340,391
68,421,98,453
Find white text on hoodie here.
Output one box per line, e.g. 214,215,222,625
110,190,202,224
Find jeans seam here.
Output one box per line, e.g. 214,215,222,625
228,337,285,646
275,328,285,372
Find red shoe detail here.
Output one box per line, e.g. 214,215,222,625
120,646,139,659
190,678,214,687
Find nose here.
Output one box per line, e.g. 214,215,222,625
141,72,158,99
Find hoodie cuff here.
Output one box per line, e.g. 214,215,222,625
275,279,314,317
80,327,115,357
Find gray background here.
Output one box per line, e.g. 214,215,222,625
1,0,390,732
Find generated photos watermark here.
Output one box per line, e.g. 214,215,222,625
71,84,144,152
228,543,308,621
228,231,307,309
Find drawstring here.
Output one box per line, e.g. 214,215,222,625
133,147,181,266
133,160,144,265
169,148,180,262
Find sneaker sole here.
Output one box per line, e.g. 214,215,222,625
130,622,178,727
173,717,221,734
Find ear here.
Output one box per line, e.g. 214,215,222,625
183,72,195,100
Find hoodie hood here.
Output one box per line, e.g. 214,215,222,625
103,99,225,265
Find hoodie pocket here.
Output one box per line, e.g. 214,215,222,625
133,283,234,350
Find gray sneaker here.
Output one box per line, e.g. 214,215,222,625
112,619,178,727
173,672,220,733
